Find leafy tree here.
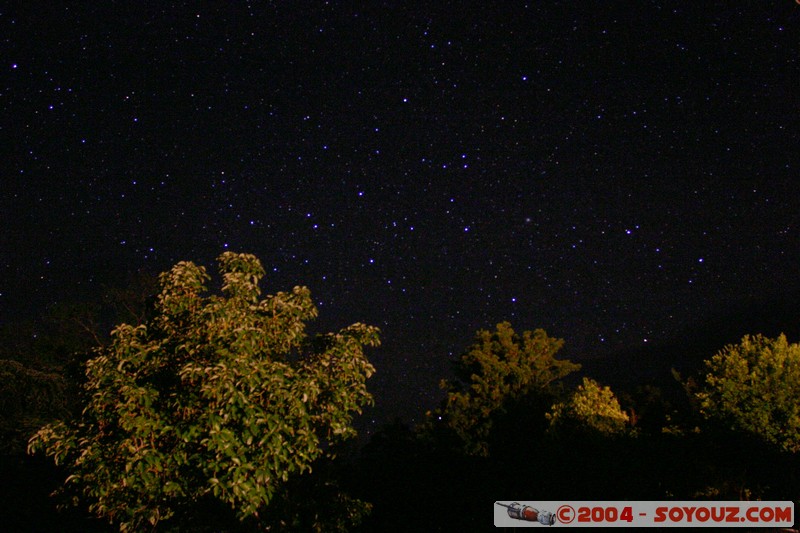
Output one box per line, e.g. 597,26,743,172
28,252,380,531
546,377,629,435
434,321,580,456
695,333,800,453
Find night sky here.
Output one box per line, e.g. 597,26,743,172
3,2,800,428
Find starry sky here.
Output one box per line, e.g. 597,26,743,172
3,2,800,427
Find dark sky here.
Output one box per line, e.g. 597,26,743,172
3,2,800,427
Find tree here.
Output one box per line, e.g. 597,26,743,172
546,377,629,435
695,333,800,453
434,321,580,456
0,360,70,455
28,252,380,531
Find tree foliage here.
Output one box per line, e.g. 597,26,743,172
435,321,580,456
546,377,629,435
695,333,800,453
28,252,380,531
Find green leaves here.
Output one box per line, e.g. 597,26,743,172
546,377,630,435
696,333,800,453
28,252,380,530
435,322,580,456
218,252,265,296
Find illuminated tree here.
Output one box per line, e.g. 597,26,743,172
435,321,580,456
695,333,800,453
546,377,629,435
29,252,380,531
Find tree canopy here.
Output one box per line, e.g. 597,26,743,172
695,333,800,453
546,377,629,435
28,252,380,531
435,321,580,456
